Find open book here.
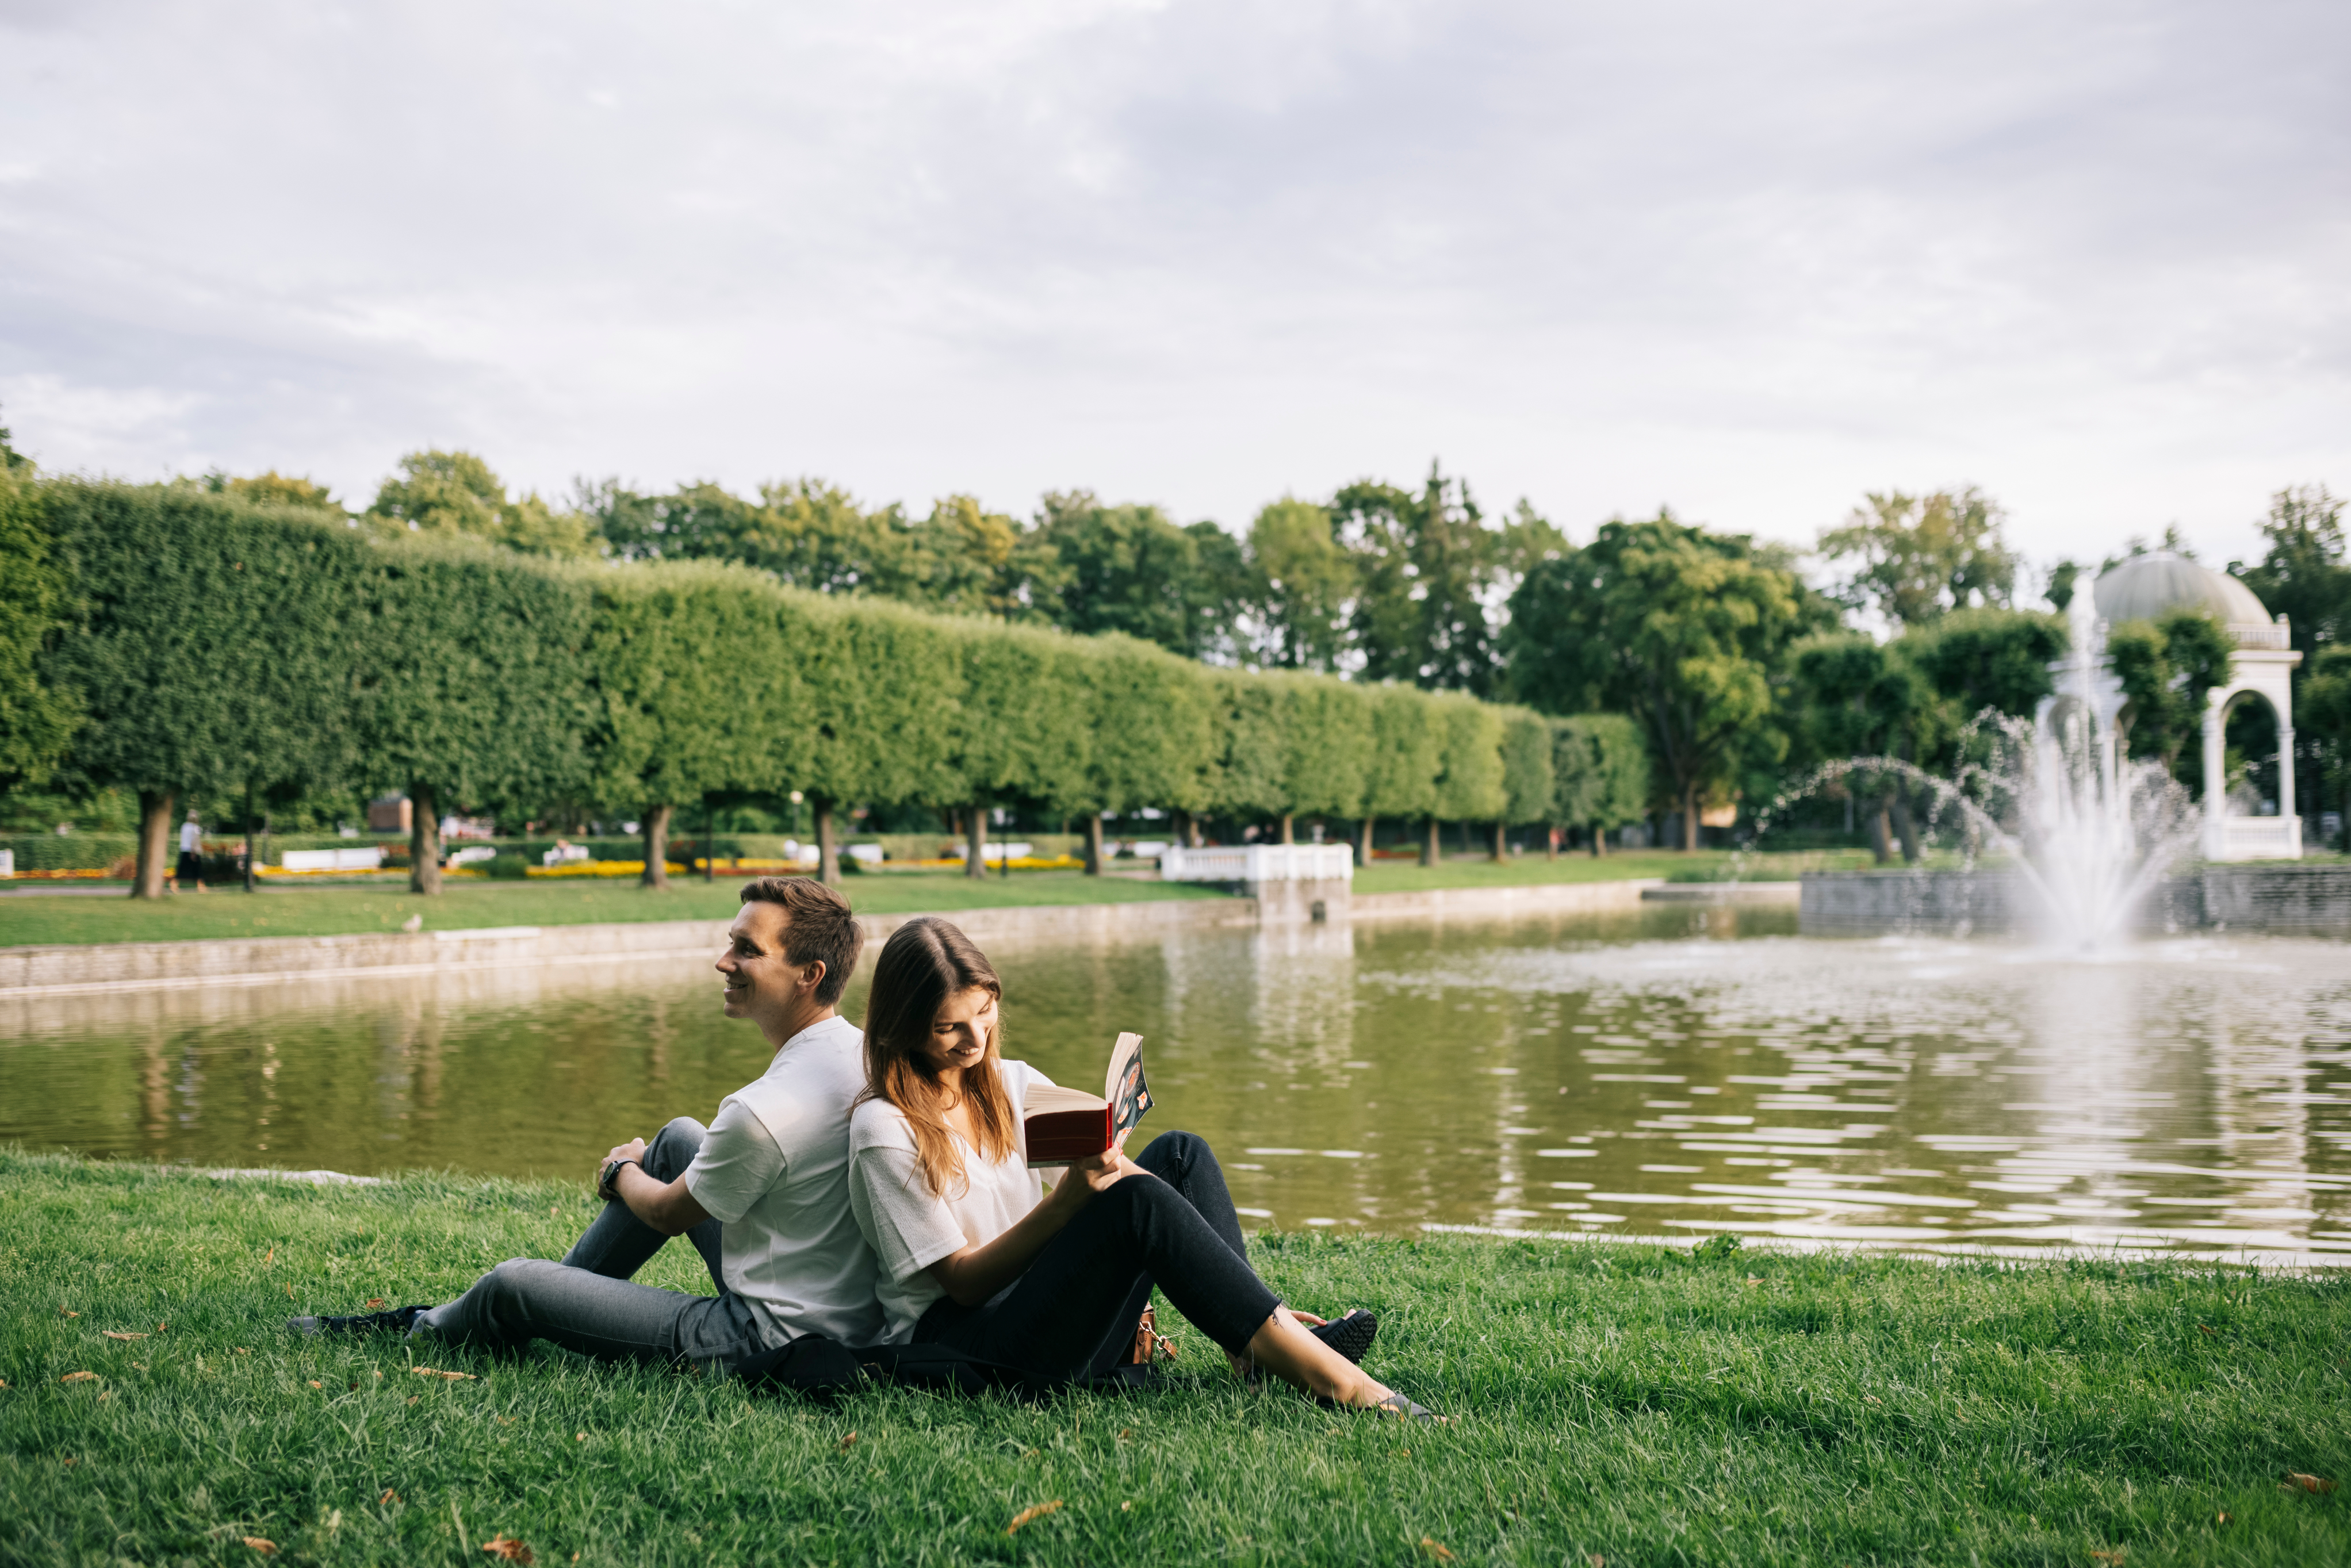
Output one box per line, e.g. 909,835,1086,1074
1023,1032,1152,1167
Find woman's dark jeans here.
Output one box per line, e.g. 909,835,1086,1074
913,1130,1277,1382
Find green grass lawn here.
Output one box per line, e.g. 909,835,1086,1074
1350,848,1879,894
3,1151,2343,1566
0,872,1228,949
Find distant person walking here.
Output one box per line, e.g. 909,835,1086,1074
176,815,206,892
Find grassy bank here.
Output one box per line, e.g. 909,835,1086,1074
3,1153,2344,1566
0,872,1227,949
0,852,1879,949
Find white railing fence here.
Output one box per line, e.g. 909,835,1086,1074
1159,843,1356,883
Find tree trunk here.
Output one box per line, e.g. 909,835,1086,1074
641,803,673,889
1422,816,1440,867
1490,822,1506,861
1681,781,1701,851
965,803,988,880
409,781,443,895
1278,812,1293,845
1869,792,1894,864
812,795,839,887
1893,789,1920,864
1591,823,1607,858
133,789,174,898
1358,816,1374,868
243,781,258,894
1085,814,1105,876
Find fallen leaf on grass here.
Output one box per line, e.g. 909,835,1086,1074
264,1248,274,1266
575,1433,587,1442
308,1381,323,1390
1418,1538,1456,1562
365,1298,386,1310
1587,1557,1605,1568
2284,1473,2336,1494
2089,1550,2125,1565
480,1535,534,1562
156,1322,167,1333
242,1538,275,1554
97,1391,111,1402
412,1367,477,1381
838,1432,858,1452
1121,1501,1132,1512
60,1371,98,1383
132,1363,147,1371
2215,1512,2232,1526
1744,1276,1762,1287
102,1331,147,1341
407,1397,418,1406
1005,1501,1063,1535
235,1348,250,1356
379,1490,399,1506
60,1308,78,1317
2196,1324,2215,1336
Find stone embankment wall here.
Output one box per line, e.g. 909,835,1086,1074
1800,866,2351,937
0,878,1663,1000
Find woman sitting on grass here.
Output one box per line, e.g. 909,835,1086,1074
845,916,1437,1419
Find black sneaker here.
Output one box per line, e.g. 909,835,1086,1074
289,1305,430,1336
1308,1309,1378,1364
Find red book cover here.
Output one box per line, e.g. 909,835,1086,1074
1024,1105,1113,1163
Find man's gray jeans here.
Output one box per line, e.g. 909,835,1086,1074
414,1117,775,1371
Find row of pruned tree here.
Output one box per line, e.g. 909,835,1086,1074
0,478,1653,894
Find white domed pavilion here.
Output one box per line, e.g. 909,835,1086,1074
2046,551,2301,860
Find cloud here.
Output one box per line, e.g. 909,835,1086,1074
0,0,2342,565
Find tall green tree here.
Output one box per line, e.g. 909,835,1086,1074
1549,715,1652,856
1033,493,1245,662
355,534,594,892
2106,610,2233,783
944,620,1093,876
582,561,799,888
1355,685,1442,865
1246,499,1355,671
40,484,373,895
1424,693,1505,864
1494,708,1556,858
1333,464,1506,695
1064,637,1216,872
369,450,595,557
1819,486,2017,628
1790,632,1944,861
0,471,81,792
1508,512,1829,849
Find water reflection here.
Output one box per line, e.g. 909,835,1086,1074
3,907,2344,1264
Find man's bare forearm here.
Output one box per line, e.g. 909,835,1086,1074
614,1163,711,1236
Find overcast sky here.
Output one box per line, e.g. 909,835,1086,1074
2,0,2344,577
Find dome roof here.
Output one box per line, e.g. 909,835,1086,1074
2092,551,2274,626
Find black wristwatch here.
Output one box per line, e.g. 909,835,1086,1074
599,1156,641,1201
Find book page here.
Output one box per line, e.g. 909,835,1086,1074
1103,1032,1151,1138
1023,1082,1106,1116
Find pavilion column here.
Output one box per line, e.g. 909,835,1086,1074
2201,695,2227,856
2279,724,2296,822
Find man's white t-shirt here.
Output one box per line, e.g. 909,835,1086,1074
847,1060,1055,1344
179,821,201,853
680,1013,883,1349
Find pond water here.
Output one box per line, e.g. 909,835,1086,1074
6,908,2348,1265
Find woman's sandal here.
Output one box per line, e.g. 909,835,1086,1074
1308,1309,1378,1365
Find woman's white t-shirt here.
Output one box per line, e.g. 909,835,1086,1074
847,1059,1054,1344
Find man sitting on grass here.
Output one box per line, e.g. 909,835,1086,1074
292,876,883,1370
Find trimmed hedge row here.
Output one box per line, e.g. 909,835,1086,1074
22,481,1642,890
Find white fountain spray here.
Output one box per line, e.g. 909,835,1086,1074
2005,596,2203,949
1740,597,2202,948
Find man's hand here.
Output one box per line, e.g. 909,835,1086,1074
598,1137,647,1200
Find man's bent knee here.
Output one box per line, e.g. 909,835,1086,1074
645,1117,707,1182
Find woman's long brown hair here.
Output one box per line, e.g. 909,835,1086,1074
858,917,1018,1199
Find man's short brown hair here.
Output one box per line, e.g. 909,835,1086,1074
739,876,863,1006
